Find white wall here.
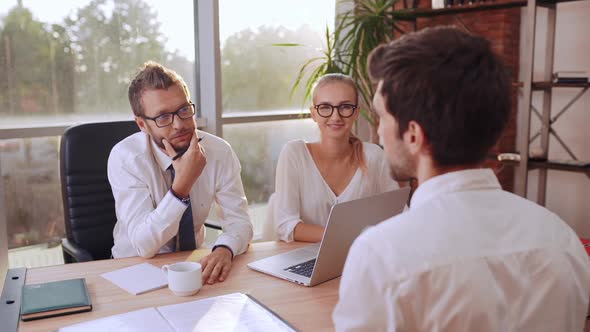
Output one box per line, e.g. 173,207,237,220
518,1,590,236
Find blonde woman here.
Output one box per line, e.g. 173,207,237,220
267,73,399,243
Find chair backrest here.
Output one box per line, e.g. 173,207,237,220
60,121,139,261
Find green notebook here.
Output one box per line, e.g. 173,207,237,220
21,278,92,321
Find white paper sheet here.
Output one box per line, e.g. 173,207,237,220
58,307,174,332
58,293,296,332
157,293,296,332
100,262,167,295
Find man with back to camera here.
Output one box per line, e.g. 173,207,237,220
108,61,253,285
332,26,590,331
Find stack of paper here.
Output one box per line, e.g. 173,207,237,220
101,263,167,295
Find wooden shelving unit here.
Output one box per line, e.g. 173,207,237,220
515,0,590,205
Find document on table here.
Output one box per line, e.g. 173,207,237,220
100,262,167,295
59,308,174,332
58,293,296,332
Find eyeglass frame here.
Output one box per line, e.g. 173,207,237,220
312,103,358,118
140,102,196,128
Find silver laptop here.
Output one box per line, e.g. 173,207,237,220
248,187,410,287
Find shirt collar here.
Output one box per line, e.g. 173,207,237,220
410,168,501,209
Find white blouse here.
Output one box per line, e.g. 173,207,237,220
266,139,399,242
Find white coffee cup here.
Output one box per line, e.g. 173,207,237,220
161,262,202,296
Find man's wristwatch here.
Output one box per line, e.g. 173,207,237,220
170,188,190,205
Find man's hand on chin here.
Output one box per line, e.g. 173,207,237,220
199,246,233,285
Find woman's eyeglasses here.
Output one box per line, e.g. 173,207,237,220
313,103,357,118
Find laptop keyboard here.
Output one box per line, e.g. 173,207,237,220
284,258,316,278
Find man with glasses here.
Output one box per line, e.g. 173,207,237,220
108,62,252,285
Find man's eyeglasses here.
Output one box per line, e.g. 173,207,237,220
313,103,357,118
141,102,196,128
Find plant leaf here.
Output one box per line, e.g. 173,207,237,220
271,43,303,47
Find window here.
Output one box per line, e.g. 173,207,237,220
1,0,340,266
0,0,196,266
219,0,335,115
1,137,61,249
218,0,336,238
223,119,319,236
0,0,196,128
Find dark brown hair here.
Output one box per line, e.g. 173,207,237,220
128,61,190,116
368,26,510,167
312,73,367,172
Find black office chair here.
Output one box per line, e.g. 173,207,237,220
60,121,139,263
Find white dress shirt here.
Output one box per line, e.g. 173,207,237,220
333,169,590,332
108,130,253,258
266,139,398,242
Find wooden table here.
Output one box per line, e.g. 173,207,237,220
19,241,339,332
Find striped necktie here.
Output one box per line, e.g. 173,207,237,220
169,166,196,251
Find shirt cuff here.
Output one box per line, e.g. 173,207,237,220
156,191,189,226
169,188,190,206
212,244,234,259
278,220,300,243
213,234,243,257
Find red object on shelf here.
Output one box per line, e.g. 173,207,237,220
580,238,590,256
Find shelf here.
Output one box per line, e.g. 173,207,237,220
537,0,583,6
529,159,590,174
541,0,586,3
532,81,590,90
501,157,590,174
391,0,584,20
391,0,526,20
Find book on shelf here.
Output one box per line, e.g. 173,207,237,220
555,77,589,84
442,0,492,7
553,70,589,83
432,0,445,9
58,292,296,332
20,278,92,321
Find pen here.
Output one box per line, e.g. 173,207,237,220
172,137,203,161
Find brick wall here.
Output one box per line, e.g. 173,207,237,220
394,3,521,191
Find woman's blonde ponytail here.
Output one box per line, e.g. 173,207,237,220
349,133,367,174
